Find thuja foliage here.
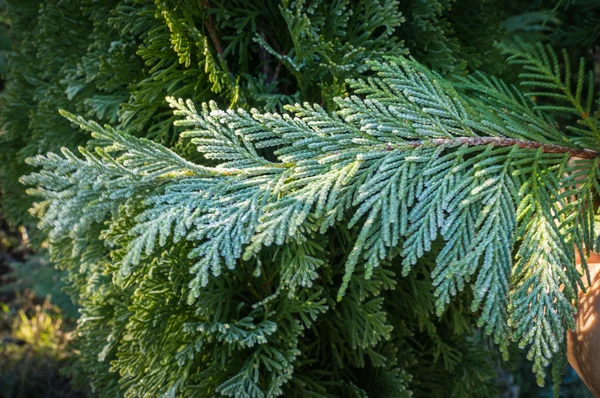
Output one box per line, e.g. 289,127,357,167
24,43,600,396
3,0,600,397
0,0,510,227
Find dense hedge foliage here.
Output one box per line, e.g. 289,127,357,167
0,0,515,226
1,1,599,397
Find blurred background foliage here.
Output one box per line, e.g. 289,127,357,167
0,219,82,397
0,0,598,396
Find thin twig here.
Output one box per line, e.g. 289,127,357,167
385,137,600,159
258,32,272,81
200,0,228,72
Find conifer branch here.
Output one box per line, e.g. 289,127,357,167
13,1,593,396
23,56,600,391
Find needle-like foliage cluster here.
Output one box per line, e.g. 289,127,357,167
24,46,600,395
3,1,600,397
1,0,508,226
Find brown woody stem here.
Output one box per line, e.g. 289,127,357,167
386,137,600,159
201,0,228,73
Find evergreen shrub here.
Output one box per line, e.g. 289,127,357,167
1,0,599,396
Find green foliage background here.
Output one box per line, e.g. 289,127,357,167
0,0,598,397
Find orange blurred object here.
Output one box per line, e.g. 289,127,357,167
567,251,600,397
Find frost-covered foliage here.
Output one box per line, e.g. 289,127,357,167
23,46,600,396
0,0,507,226
5,1,600,397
